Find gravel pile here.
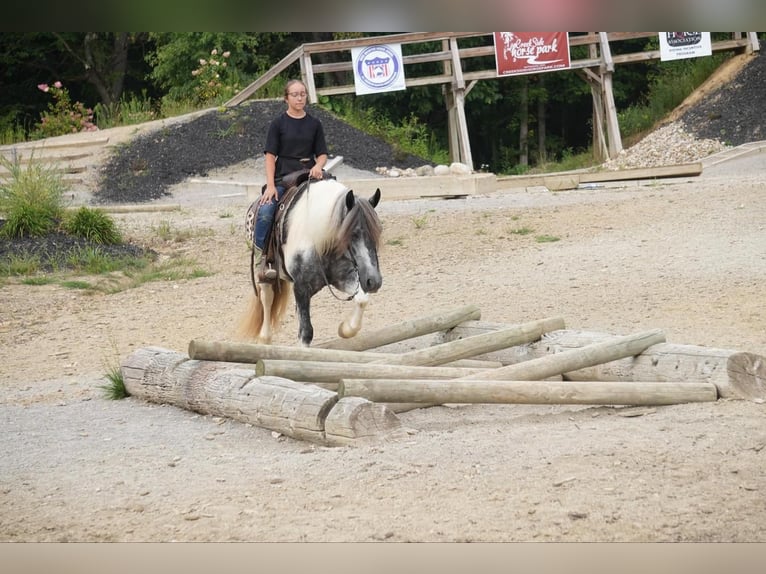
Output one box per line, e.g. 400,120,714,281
601,50,765,171
95,99,430,204
601,122,729,171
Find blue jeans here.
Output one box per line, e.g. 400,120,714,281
253,184,286,251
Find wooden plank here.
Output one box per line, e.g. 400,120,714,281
581,162,703,183
496,162,703,191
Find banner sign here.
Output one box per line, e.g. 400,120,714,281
351,44,406,95
494,32,571,76
659,32,712,61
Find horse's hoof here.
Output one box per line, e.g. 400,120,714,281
338,322,358,339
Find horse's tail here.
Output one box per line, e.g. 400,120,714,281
234,280,293,342
269,279,293,332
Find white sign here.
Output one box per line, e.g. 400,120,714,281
351,44,406,95
659,33,712,61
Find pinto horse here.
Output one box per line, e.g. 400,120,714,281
238,177,383,347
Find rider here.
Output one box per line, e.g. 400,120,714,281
254,78,328,280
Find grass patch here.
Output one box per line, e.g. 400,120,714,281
99,365,129,400
535,234,561,243
21,275,55,286
60,279,93,290
509,227,534,236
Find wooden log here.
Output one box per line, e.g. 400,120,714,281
121,347,402,446
314,304,482,351
458,329,666,382
255,359,489,390
373,316,566,367
443,324,766,400
324,397,408,445
339,379,718,406
188,339,501,369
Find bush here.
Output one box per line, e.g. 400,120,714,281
0,154,66,238
63,206,122,244
32,81,98,139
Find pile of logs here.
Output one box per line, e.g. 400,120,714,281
120,304,766,446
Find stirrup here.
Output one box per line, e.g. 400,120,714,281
258,263,277,282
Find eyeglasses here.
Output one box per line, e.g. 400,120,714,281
288,92,307,98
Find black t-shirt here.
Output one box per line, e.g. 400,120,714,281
263,112,328,181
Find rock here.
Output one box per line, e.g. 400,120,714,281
434,164,450,175
449,162,471,175
415,165,435,176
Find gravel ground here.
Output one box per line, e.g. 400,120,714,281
3,50,766,543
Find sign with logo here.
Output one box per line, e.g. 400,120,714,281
494,32,571,76
659,32,712,61
351,44,406,95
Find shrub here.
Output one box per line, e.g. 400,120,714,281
32,81,98,139
63,206,122,244
0,154,66,238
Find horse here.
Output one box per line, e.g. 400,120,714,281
237,176,383,347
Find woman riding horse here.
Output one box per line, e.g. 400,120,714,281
254,79,328,281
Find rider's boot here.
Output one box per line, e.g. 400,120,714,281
255,246,277,282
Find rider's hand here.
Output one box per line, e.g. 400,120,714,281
260,184,277,205
309,166,323,180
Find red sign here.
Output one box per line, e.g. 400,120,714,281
494,32,571,76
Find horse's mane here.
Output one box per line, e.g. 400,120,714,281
287,179,382,256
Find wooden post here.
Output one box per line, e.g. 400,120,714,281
373,316,565,367
339,378,718,406
450,37,474,170
314,304,481,351
188,339,501,369
598,32,623,158
121,347,404,446
459,329,666,381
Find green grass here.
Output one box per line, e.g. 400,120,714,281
535,234,560,243
99,365,129,400
509,227,534,236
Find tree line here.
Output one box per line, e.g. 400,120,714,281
0,32,738,173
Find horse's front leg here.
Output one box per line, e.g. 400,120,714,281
293,286,314,347
338,291,370,339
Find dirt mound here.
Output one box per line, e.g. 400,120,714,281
678,50,765,145
95,100,430,204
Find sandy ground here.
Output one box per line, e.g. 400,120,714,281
1,153,766,542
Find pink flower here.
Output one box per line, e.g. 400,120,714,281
53,81,62,89
211,48,217,56
38,83,49,92
199,59,207,66
222,51,231,58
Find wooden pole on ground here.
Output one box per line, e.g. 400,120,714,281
338,379,717,406
121,346,403,446
373,316,565,367
188,340,501,369
313,304,481,351
255,359,490,391
458,329,666,381
442,323,766,400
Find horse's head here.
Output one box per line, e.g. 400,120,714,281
341,188,383,294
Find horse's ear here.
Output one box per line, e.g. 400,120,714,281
370,188,381,208
345,189,356,211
